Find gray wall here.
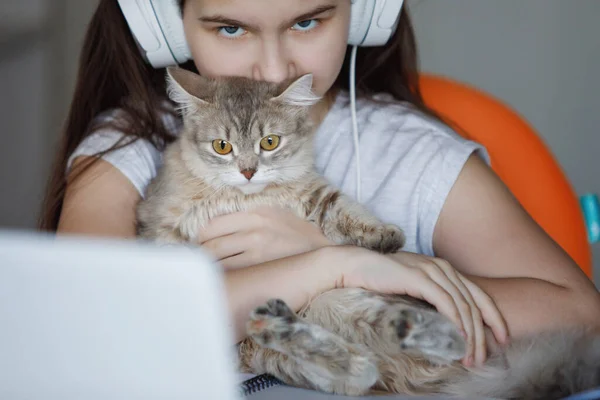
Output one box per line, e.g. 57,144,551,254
0,1,597,281
409,0,600,283
0,0,97,228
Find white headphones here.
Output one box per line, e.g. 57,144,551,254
117,0,405,69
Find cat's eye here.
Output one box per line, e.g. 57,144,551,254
260,135,280,151
212,139,233,155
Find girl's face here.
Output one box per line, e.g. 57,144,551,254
182,0,350,97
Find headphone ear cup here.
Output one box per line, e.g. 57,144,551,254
348,0,375,46
150,0,191,64
348,0,404,47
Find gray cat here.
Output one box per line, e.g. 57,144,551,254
136,67,600,399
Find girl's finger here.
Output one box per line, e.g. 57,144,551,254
460,276,509,345
433,260,485,365
449,274,485,365
201,233,247,260
417,262,475,364
219,252,256,270
403,269,466,344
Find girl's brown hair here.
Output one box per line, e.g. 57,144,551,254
39,0,438,231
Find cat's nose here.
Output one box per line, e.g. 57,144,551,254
240,168,256,181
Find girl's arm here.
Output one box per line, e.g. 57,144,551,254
433,154,600,338
58,157,140,237
59,158,507,352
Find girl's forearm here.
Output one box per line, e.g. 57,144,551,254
466,274,600,338
224,246,342,342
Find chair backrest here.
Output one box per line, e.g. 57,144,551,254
419,74,592,278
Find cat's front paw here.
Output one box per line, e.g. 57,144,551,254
391,308,466,365
361,224,405,254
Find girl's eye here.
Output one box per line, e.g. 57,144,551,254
212,139,233,155
217,26,246,38
292,19,319,32
260,135,281,151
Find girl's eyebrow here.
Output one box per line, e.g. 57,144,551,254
199,15,248,28
198,3,337,31
288,4,337,26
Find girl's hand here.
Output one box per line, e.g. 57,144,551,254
198,207,332,269
341,248,509,366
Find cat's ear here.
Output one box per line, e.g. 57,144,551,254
166,67,214,114
271,74,321,107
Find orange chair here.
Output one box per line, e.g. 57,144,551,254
419,74,592,278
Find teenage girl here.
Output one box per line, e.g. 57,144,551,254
39,0,599,367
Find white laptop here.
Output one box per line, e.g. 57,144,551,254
0,230,240,400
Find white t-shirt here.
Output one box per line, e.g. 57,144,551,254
67,91,489,256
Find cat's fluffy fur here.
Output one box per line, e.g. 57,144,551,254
136,68,403,251
136,67,600,399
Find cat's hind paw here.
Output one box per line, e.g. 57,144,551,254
247,299,297,346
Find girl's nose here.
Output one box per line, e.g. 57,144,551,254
252,40,296,83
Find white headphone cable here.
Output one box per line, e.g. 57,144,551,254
349,45,361,203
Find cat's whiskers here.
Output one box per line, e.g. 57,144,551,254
262,164,312,183
190,183,224,198
180,170,237,188
264,164,310,170
262,164,311,175
203,183,230,202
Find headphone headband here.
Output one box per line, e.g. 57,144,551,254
117,0,404,69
